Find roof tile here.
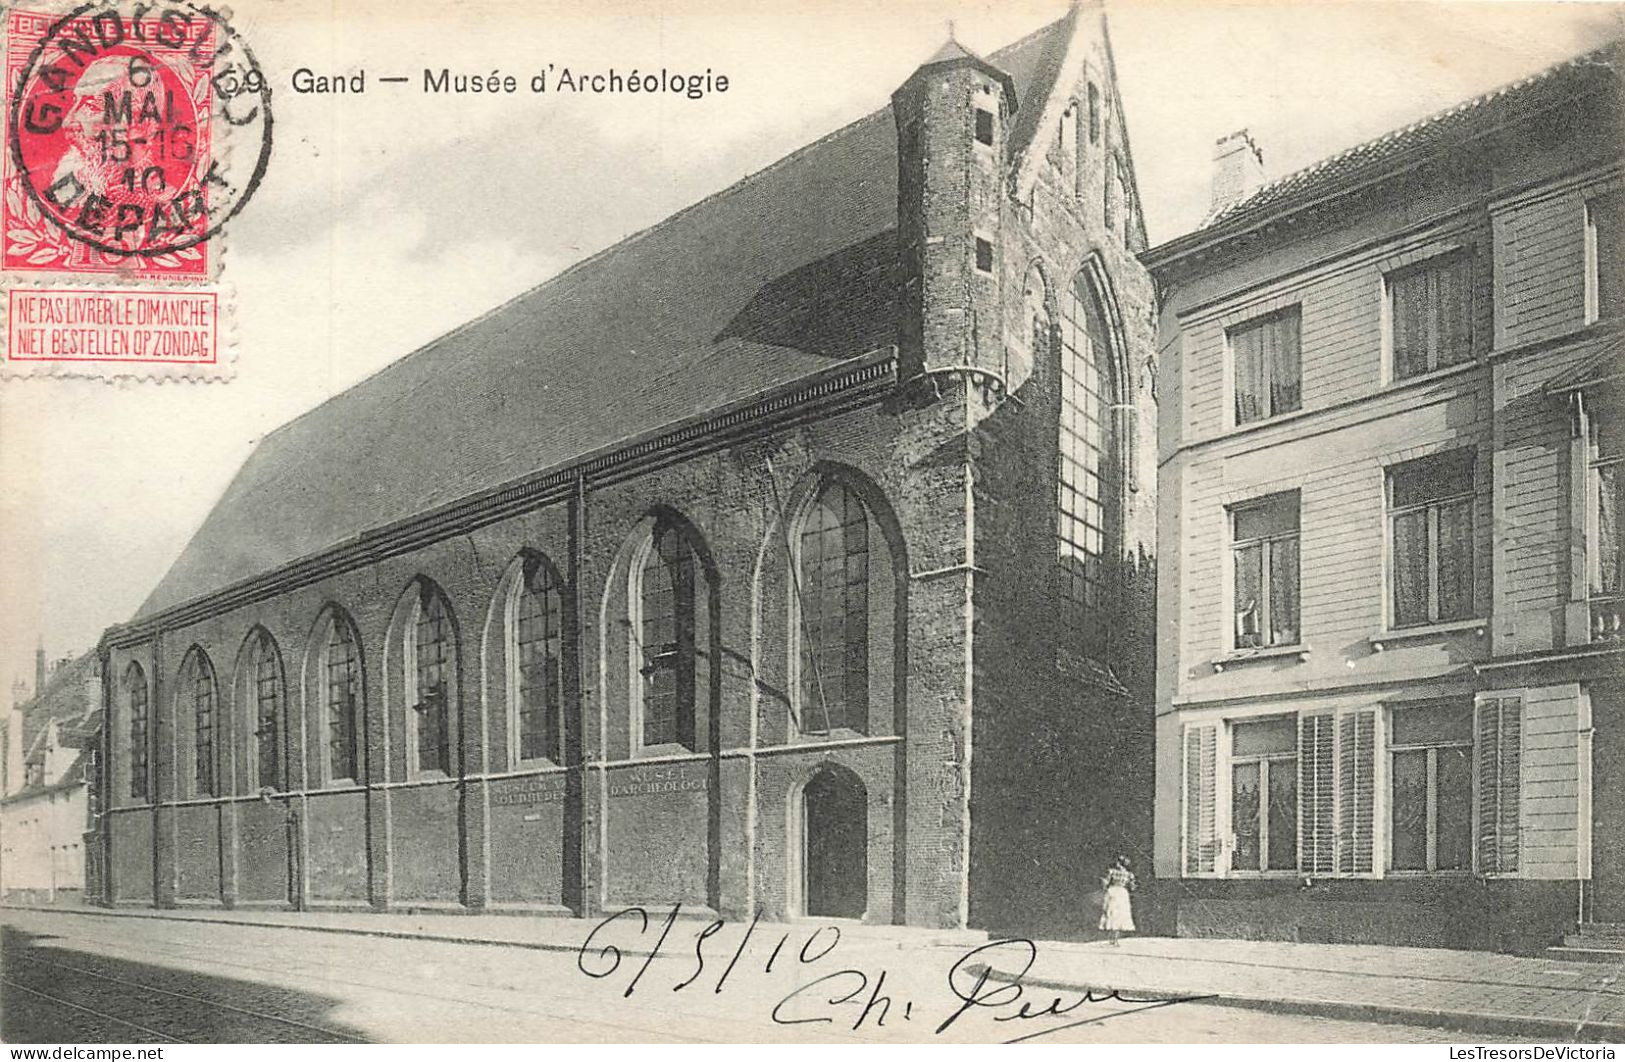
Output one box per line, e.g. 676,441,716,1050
1202,42,1623,232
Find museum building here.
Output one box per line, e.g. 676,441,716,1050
95,3,1159,932
1144,44,1624,953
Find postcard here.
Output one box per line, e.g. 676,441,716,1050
0,0,1621,1047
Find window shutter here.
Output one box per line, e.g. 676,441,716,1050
1183,723,1218,875
1299,713,1336,874
1337,709,1376,874
1477,696,1522,874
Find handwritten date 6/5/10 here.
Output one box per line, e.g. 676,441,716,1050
575,904,1186,1036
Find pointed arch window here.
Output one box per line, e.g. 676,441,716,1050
799,482,870,733
324,617,361,784
1104,159,1119,230
1058,273,1117,655
181,649,219,798
1032,295,1054,376
1059,101,1080,195
250,631,283,791
640,518,701,749
513,556,565,764
125,663,149,801
1117,159,1133,248
411,587,454,775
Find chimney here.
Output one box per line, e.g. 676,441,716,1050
1210,129,1265,217
34,641,45,699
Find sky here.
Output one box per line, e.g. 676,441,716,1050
1,0,1621,697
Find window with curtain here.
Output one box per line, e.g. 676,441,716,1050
1388,701,1473,872
1388,450,1476,628
799,481,869,734
1057,273,1116,656
1589,192,1623,322
1589,389,1624,641
641,519,699,749
1389,252,1472,379
186,649,217,798
126,663,148,801
1230,492,1300,649
1229,716,1297,872
252,632,282,791
324,617,360,783
1230,307,1301,425
514,557,564,763
412,588,453,774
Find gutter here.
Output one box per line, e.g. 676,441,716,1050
1140,76,1615,273
103,346,899,649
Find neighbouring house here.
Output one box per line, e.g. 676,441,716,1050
2,648,103,904
1143,43,1623,953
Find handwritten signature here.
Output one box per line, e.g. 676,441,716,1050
575,904,1206,1038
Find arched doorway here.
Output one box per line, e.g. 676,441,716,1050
803,768,867,919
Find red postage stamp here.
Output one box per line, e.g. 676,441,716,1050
3,7,217,276
2,1,272,377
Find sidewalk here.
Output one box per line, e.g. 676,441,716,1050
998,935,1625,1043
4,901,1621,1041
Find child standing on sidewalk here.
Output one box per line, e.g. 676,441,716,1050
1098,854,1136,945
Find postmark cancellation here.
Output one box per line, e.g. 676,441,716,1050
0,0,271,379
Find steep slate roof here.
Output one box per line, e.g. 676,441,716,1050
137,12,1077,620
3,650,98,798
1196,41,1623,236
14,652,97,752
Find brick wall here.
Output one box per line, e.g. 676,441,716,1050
99,10,1164,933
966,19,1159,936
101,395,978,925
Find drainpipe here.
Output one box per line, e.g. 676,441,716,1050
570,470,593,917
97,643,111,907
289,799,305,911
262,786,304,911
957,388,976,932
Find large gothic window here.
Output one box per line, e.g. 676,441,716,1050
248,631,284,792
640,517,703,749
410,585,455,775
323,614,362,784
799,482,870,733
179,648,219,798
125,662,149,801
513,555,565,763
1057,273,1117,654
